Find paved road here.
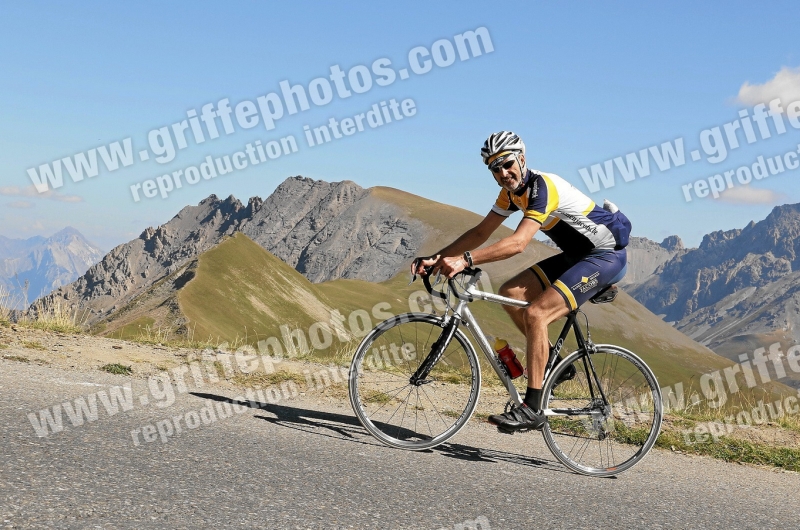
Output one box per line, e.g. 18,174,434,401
1,359,798,529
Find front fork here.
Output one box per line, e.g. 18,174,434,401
409,317,459,386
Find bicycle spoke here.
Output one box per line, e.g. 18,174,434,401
385,385,414,425
395,387,413,440
366,383,415,419
419,383,452,428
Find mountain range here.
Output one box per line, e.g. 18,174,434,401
0,227,103,309
43,178,427,324
629,203,800,362
34,180,800,370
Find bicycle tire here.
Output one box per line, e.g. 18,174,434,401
348,312,481,450
541,344,662,477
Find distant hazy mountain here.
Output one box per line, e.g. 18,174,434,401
629,203,800,358
0,227,103,309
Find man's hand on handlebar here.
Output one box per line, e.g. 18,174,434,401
437,255,469,278
412,254,469,279
411,254,440,276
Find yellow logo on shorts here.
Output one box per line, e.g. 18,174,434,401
571,272,600,293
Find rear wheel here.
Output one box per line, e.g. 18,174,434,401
349,313,481,450
541,345,662,477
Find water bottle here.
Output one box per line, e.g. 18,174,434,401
494,339,524,379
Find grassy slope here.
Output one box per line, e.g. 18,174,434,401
177,233,338,345
109,316,155,340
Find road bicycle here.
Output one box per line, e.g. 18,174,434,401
348,267,662,477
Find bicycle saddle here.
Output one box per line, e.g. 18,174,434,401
589,284,618,304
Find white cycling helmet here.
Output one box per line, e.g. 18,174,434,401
481,131,526,169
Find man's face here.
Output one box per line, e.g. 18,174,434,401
491,153,525,192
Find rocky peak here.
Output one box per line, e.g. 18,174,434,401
769,202,800,219
49,226,83,242
221,194,244,211
660,235,684,252
140,227,156,240
699,228,742,251
618,236,686,286
246,196,264,214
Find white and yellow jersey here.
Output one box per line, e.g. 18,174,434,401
492,169,631,257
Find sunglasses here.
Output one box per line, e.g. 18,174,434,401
490,158,516,173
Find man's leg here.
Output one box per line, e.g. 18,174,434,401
528,250,626,391
523,288,571,392
490,263,571,432
489,251,624,432
498,269,545,335
498,254,570,335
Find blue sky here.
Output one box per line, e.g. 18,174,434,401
1,1,799,251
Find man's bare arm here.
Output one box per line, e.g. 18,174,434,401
412,212,506,274
435,211,506,257
417,216,540,278
470,218,540,265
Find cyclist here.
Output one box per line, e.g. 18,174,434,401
413,131,631,433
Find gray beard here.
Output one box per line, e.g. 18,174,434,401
507,167,527,192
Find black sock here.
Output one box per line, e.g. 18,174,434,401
524,387,542,410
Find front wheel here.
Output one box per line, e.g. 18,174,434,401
541,345,662,477
349,313,481,451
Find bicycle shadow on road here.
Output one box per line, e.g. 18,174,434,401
191,392,563,473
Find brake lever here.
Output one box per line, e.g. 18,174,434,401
409,260,438,286
409,258,421,285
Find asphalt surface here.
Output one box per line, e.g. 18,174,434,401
1,359,798,529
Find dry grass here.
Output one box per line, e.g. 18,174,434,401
286,337,361,366
122,323,220,350
0,284,18,324
663,379,800,433
130,324,174,345
2,354,30,363
654,415,800,472
121,323,279,357
18,299,87,334
22,340,46,351
362,389,393,404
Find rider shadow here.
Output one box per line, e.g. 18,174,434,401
190,392,567,474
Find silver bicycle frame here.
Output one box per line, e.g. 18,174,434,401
443,271,531,407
